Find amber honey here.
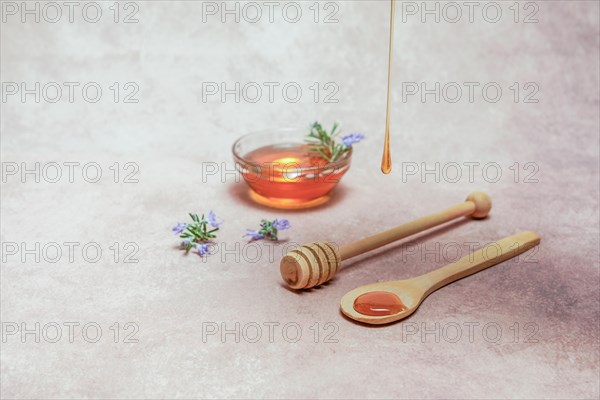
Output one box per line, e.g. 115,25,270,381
237,143,351,209
353,291,407,316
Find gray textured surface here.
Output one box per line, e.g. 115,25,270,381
1,1,599,399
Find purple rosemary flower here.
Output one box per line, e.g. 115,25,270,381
245,229,265,241
172,222,187,235
208,210,222,229
196,243,210,256
273,219,291,230
342,133,365,148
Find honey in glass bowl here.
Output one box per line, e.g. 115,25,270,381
232,128,352,209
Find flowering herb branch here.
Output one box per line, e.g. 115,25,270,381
172,211,222,256
245,219,291,241
305,122,365,162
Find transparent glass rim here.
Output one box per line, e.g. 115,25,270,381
232,127,353,173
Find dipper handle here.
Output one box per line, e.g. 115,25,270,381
338,192,492,260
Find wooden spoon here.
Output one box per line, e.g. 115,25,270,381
340,231,541,325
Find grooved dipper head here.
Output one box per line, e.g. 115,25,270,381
280,242,341,289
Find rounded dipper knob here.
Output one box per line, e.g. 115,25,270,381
280,242,341,290
466,192,492,219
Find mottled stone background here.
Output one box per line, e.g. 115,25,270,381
1,1,598,399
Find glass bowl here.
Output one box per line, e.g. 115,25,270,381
232,128,352,209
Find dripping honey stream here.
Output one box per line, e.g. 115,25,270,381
381,0,395,174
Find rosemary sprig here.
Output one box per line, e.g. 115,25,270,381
305,122,365,163
172,211,222,255
245,219,291,241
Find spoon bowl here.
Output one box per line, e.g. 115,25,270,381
341,281,425,324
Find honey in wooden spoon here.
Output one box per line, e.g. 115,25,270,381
353,291,406,316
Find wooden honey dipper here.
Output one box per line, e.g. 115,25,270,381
280,192,492,289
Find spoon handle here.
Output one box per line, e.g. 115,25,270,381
413,231,541,296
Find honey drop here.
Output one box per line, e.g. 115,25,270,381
381,134,392,174
353,291,406,316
